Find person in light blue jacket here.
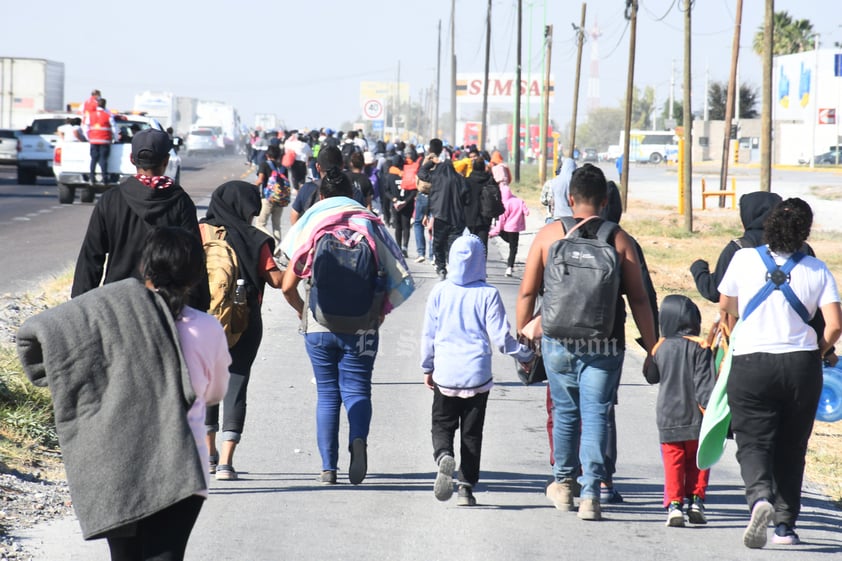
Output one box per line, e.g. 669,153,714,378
421,234,533,506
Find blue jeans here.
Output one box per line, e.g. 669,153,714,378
304,331,379,471
542,335,623,500
413,193,430,258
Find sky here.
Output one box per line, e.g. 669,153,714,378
3,0,838,138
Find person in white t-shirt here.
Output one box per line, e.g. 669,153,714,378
718,197,842,549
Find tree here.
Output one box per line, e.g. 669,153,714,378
752,11,814,56
630,86,655,129
661,100,683,127
707,81,759,119
576,107,624,150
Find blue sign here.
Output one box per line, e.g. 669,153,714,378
835,54,842,78
371,120,384,133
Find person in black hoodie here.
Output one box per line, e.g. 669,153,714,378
464,157,493,250
200,182,284,481
71,128,210,310
690,192,783,303
645,295,715,528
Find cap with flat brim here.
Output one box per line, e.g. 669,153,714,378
131,129,172,168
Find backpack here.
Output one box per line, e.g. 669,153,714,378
480,180,505,219
341,142,359,163
307,228,385,333
281,148,296,168
265,161,291,207
200,223,250,348
542,216,621,341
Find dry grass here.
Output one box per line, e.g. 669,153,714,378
622,199,842,504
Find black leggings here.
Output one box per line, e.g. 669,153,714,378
499,231,519,268
106,495,204,561
431,386,489,486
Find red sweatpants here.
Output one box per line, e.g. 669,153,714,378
661,440,710,507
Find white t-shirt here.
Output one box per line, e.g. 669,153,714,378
719,246,840,355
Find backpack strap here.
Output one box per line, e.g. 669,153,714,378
742,247,809,323
594,220,620,243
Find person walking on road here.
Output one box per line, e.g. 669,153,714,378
718,198,841,548
71,128,210,310
17,227,230,561
644,294,714,528
84,97,118,185
516,163,657,522
422,234,532,506
201,182,284,481
489,164,527,277
417,138,471,281
254,145,290,254
281,166,414,485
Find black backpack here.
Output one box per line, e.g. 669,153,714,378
542,216,621,341
480,180,505,219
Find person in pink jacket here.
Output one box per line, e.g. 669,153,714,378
489,164,529,277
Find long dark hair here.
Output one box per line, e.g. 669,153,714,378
140,227,205,318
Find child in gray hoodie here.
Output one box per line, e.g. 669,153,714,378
421,234,533,506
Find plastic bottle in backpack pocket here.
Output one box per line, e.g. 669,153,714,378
233,279,247,306
816,365,842,423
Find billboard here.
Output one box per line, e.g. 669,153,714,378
456,73,554,104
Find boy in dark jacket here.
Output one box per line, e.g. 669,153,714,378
645,294,715,527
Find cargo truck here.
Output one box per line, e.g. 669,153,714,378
0,57,65,130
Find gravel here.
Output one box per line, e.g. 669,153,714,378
0,292,74,560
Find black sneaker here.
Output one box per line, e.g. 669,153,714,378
348,438,367,485
772,523,800,545
457,484,476,507
666,501,685,527
687,495,707,525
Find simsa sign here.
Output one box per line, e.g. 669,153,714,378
456,73,554,103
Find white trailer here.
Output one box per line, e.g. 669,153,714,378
195,100,241,154
133,91,176,130
0,57,65,129
254,113,279,131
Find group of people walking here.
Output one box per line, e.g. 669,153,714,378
13,126,841,559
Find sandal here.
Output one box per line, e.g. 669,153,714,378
215,464,238,481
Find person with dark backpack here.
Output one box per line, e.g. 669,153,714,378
464,157,495,250
516,163,657,522
281,163,415,486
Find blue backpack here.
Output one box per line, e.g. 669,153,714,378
308,228,385,333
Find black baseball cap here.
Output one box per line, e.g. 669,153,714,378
131,129,172,168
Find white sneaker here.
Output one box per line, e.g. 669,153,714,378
505,267,513,277
414,255,425,263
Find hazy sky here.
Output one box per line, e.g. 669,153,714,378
4,0,838,136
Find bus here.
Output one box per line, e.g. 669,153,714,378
619,130,678,164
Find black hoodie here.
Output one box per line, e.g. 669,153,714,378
644,295,715,443
690,191,783,303
72,176,210,310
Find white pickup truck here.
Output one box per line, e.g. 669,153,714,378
16,113,76,184
53,115,181,204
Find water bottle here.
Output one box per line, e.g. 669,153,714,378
816,365,842,423
233,279,247,306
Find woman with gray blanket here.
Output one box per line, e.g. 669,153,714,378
16,227,231,560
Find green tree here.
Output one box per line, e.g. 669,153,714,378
707,82,760,119
752,11,814,56
631,86,655,129
576,107,625,150
661,100,683,127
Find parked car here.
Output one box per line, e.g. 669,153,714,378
0,129,19,165
815,151,842,165
582,147,599,163
184,128,224,156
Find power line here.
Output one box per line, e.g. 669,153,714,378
640,0,676,22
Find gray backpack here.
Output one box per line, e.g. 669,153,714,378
542,216,621,341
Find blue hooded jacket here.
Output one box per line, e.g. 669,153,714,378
420,235,532,391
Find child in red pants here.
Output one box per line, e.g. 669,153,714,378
645,295,716,527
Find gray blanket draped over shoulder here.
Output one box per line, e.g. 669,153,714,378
16,278,205,540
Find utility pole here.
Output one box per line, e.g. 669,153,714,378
538,24,553,185
514,0,523,181
682,0,692,232
719,0,742,196
396,61,401,139
569,3,587,159
669,59,675,122
435,19,441,139
450,0,457,146
620,0,638,209
760,0,773,191
704,61,710,122
480,0,492,151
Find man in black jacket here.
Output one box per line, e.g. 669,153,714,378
71,128,210,309
417,138,470,280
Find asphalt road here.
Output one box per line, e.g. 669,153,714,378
14,165,842,560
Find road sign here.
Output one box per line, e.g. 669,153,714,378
819,108,836,125
370,119,384,133
835,54,842,77
362,99,384,121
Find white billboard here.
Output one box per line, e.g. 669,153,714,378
456,73,554,104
